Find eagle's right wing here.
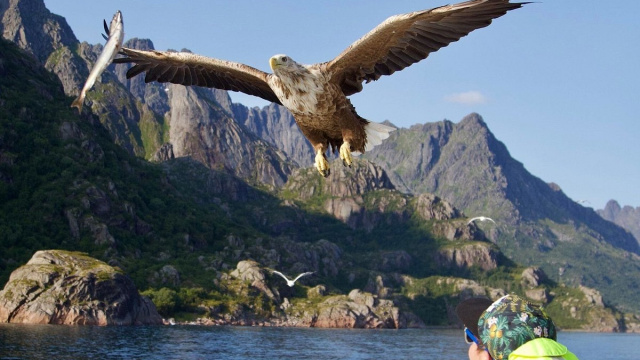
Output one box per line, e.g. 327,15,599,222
114,47,281,104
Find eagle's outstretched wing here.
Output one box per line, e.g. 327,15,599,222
326,0,527,96
113,48,281,104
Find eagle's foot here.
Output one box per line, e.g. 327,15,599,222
315,149,330,177
339,141,352,168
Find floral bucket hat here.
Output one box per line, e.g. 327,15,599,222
477,294,557,359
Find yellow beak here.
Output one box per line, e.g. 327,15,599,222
269,57,278,71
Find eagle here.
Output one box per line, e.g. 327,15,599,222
114,0,527,177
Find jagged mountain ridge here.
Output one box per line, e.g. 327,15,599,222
364,113,638,254
598,200,640,245
1,0,296,188
360,113,640,311
113,39,298,188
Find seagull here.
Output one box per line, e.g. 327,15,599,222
272,270,314,287
467,216,496,225
576,200,590,205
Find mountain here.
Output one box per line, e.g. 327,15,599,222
598,200,640,245
1,0,639,328
362,113,640,311
234,102,315,168
0,36,516,329
113,39,297,189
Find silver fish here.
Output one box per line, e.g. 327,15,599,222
71,11,124,111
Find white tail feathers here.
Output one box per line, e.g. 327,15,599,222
364,122,396,152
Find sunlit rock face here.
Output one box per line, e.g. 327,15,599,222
0,250,162,325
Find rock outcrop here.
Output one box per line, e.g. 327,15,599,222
552,285,619,332
309,289,406,328
0,250,162,325
435,243,499,271
521,267,548,288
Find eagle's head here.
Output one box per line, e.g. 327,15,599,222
269,54,304,74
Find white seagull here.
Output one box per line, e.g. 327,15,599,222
272,270,314,287
467,216,496,225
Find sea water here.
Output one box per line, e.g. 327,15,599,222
0,324,638,359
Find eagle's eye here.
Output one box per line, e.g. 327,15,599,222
282,57,288,62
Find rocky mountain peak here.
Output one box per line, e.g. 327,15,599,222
1,0,77,63
598,200,640,245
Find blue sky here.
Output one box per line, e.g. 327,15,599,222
45,1,640,209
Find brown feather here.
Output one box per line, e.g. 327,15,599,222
325,0,528,96
114,48,281,104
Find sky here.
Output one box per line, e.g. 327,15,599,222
44,1,640,210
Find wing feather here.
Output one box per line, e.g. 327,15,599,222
271,270,290,281
292,272,314,282
326,0,528,96
114,47,281,104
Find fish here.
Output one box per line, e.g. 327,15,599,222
71,10,124,111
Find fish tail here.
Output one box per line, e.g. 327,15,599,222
70,94,84,111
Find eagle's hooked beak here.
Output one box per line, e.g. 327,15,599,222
269,57,279,71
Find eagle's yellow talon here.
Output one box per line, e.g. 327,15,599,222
315,149,330,177
339,142,352,167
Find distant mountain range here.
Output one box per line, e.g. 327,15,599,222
1,0,639,324
598,201,640,245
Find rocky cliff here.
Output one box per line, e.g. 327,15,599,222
363,113,640,312
234,102,315,168
113,40,297,188
598,200,640,245
0,250,162,325
1,0,297,188
1,0,165,158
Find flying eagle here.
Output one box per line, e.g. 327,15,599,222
114,0,527,177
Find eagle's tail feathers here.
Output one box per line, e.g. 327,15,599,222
364,122,395,152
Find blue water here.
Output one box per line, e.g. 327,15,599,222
0,324,638,359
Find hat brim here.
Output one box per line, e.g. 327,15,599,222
455,297,493,339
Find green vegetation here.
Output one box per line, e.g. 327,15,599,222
0,38,636,330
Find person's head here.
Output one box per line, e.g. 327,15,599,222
456,294,557,360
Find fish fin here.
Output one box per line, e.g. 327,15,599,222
102,33,108,41
70,95,84,111
103,19,110,37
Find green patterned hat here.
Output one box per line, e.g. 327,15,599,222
478,294,557,360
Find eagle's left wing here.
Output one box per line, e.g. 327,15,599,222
325,0,527,96
114,48,281,104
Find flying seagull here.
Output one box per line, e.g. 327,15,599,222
272,270,314,287
467,216,496,225
114,0,528,177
